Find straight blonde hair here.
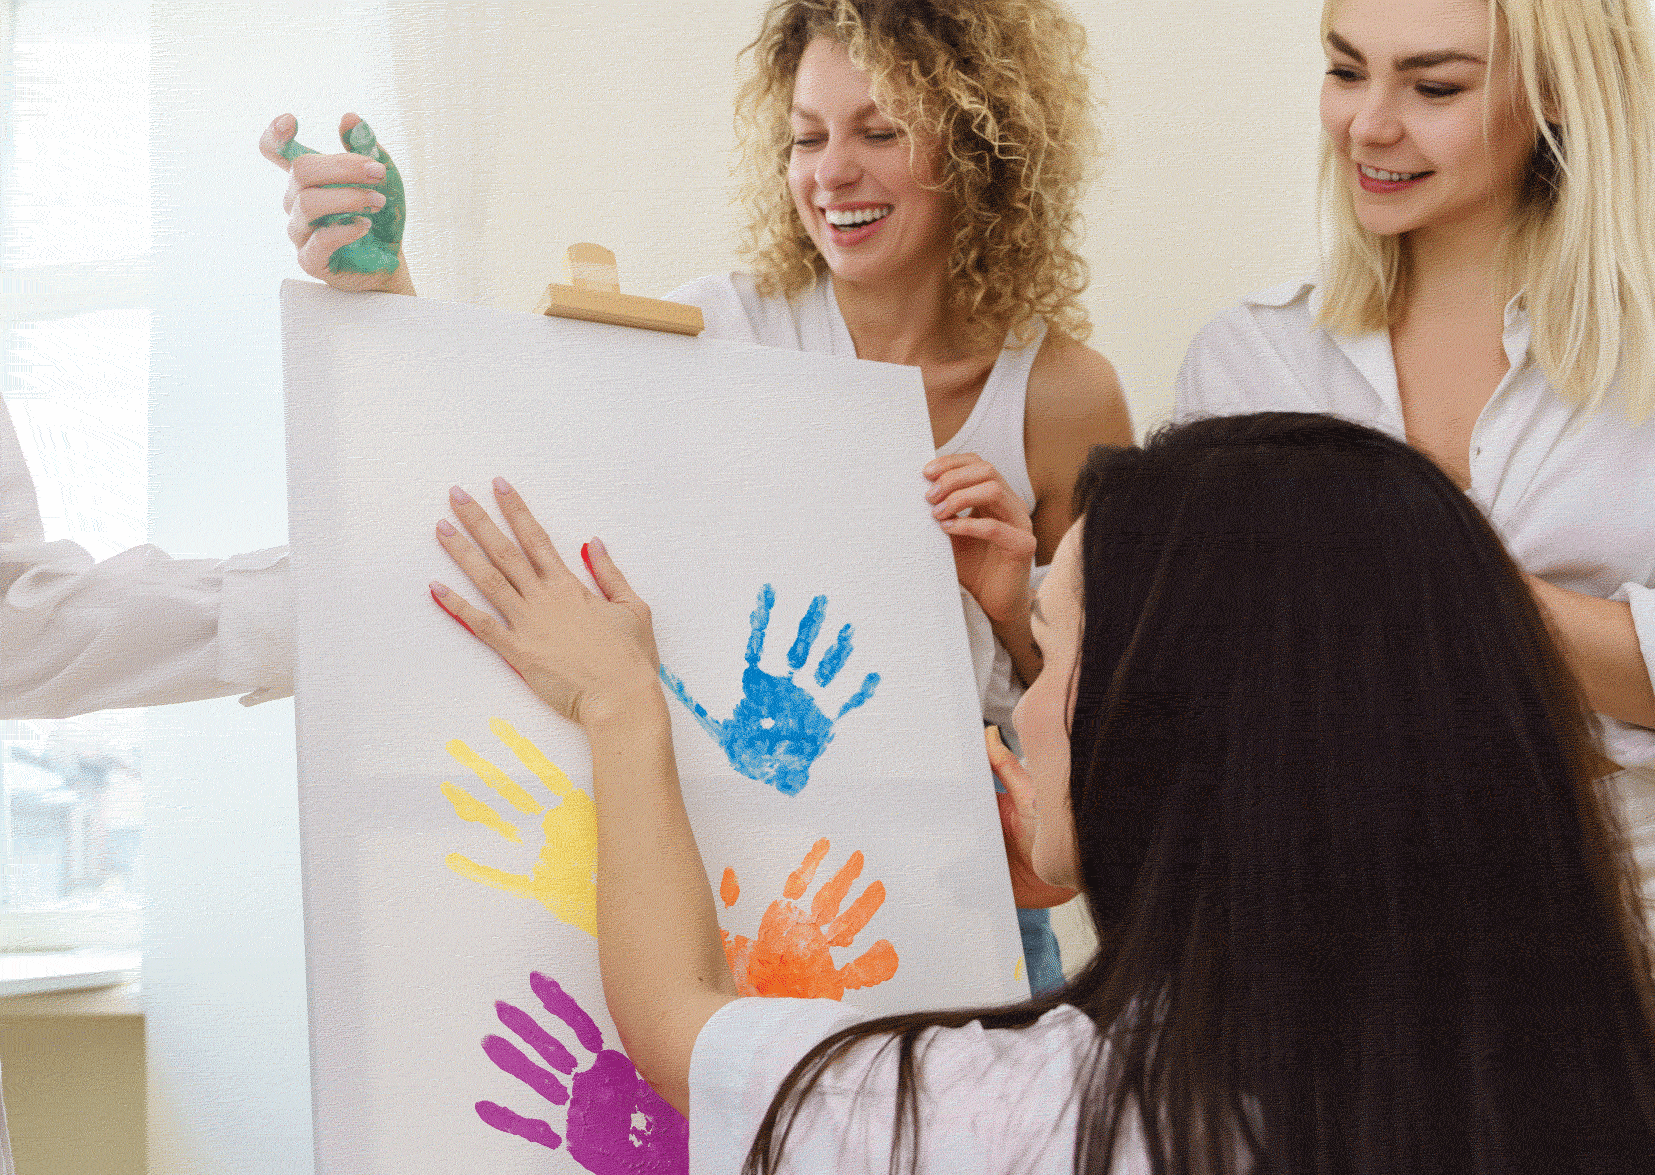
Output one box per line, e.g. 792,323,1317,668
1317,0,1655,421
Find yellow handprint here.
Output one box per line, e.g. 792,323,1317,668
441,718,596,937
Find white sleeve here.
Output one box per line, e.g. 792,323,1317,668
690,996,873,1174
2,401,293,718
1172,315,1255,425
690,998,1096,1175
663,273,763,345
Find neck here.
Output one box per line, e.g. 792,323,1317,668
830,268,971,365
1400,204,1515,319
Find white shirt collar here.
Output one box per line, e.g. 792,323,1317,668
1251,277,1535,385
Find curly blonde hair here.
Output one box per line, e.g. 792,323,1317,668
734,0,1100,349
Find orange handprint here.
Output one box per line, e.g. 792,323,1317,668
719,838,899,999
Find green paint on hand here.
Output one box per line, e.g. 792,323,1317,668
280,118,405,275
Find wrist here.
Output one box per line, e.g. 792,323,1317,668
985,593,1034,635
580,677,670,738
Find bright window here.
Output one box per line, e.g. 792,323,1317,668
0,0,151,951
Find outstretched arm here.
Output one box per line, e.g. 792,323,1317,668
431,481,736,1115
2,398,292,717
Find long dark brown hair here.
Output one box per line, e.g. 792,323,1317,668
744,412,1655,1174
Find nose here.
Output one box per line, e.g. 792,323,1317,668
1347,86,1404,150
814,131,861,195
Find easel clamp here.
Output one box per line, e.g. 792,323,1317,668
535,243,704,336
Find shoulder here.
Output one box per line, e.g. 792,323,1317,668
692,1001,1098,1173
1175,278,1325,422
829,1005,1097,1092
662,271,770,345
1184,278,1318,356
1025,332,1133,511
1026,332,1132,442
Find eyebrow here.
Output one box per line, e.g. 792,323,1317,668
789,99,883,120
1326,31,1484,71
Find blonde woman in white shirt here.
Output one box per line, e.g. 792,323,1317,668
1175,0,1655,909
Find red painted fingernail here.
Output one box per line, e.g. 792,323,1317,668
436,519,456,536
580,542,594,576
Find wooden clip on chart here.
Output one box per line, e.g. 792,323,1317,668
534,243,704,336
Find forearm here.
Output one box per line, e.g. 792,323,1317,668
2,540,293,717
989,606,1042,689
1528,575,1655,729
588,688,736,1114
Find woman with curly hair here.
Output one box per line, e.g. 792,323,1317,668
263,0,1132,991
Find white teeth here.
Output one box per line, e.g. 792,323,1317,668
824,205,891,227
1360,164,1426,183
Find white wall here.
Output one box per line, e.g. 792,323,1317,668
138,3,1328,1172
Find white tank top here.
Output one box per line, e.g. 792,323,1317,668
665,271,1044,730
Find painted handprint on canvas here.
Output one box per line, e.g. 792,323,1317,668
477,972,687,1173
659,585,880,795
440,718,596,937
719,837,899,999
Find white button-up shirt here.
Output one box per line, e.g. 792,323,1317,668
2,398,293,718
1174,279,1655,768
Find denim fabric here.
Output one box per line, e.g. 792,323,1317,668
1016,905,1064,995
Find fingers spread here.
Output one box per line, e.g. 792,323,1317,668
435,519,527,626
449,487,545,598
580,536,645,611
429,580,507,651
491,479,573,583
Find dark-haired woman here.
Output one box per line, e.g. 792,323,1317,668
430,411,1655,1173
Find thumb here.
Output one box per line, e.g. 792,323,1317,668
580,537,641,605
986,726,1034,821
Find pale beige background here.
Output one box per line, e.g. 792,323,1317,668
12,3,1327,1174
386,0,1325,432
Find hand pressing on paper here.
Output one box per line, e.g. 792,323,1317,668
719,838,899,999
259,112,413,292
477,971,688,1173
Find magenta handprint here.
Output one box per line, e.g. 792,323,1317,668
476,972,687,1173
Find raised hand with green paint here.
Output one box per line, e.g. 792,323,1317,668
259,112,414,294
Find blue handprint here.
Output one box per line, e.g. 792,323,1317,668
659,586,880,796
